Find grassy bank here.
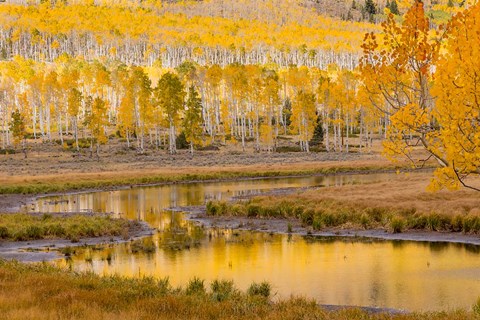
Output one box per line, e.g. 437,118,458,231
0,259,478,320
207,199,480,234
0,163,406,195
206,175,480,234
0,213,137,242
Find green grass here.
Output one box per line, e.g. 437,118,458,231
0,164,410,195
0,213,135,241
0,259,477,319
206,199,480,234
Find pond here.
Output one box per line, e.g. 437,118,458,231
29,172,480,312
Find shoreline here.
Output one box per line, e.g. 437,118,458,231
187,212,480,246
0,166,425,213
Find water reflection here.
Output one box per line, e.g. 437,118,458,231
55,229,480,312
29,173,395,222
27,173,480,312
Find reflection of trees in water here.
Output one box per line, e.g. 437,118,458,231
463,244,480,254
158,211,206,253
302,235,382,245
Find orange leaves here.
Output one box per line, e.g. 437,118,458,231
389,103,429,132
429,2,480,190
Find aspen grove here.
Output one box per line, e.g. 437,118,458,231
0,0,479,190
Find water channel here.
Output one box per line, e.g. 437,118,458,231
28,172,480,312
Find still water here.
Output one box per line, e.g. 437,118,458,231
30,173,480,312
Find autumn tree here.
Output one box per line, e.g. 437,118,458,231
155,72,185,154
291,90,317,152
84,96,108,158
183,85,203,154
67,88,82,152
428,4,480,191
9,109,27,158
361,1,479,191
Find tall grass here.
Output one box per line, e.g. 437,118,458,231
0,213,136,241
0,259,477,320
206,198,480,234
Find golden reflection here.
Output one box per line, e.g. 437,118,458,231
54,228,480,312
31,174,480,312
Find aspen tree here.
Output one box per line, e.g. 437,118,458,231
183,85,203,154
155,72,185,154
9,109,27,158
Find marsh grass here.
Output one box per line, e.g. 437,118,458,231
206,197,480,234
0,259,477,320
0,213,135,241
206,174,480,235
247,281,272,298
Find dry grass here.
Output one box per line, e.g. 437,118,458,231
291,173,480,215
0,259,477,320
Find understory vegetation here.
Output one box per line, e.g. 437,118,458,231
0,259,478,320
0,213,135,241
206,198,480,234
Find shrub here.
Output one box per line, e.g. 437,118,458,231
463,216,480,234
312,216,323,230
365,207,386,223
246,203,262,217
451,214,464,232
0,226,9,238
390,217,405,234
474,297,480,316
206,201,228,216
247,282,271,298
360,213,371,229
25,225,43,239
300,209,315,225
186,277,206,295
210,280,237,302
176,131,189,149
